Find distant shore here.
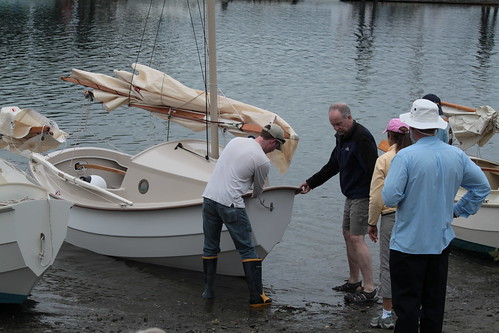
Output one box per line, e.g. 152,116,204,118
341,0,499,6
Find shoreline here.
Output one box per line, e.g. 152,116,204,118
341,0,499,6
0,244,497,332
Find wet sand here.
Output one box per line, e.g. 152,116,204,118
1,244,498,333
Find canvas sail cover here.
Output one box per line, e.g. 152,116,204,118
445,105,498,150
62,63,299,173
0,106,68,153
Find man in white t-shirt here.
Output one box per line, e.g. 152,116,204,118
201,124,286,307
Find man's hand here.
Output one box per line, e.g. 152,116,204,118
300,182,311,194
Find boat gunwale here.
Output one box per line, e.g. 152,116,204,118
52,185,301,211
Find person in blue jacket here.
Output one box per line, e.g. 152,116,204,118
382,99,491,332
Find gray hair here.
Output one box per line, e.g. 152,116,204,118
329,103,351,118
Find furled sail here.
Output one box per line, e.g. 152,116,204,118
0,106,68,153
443,105,498,151
61,63,299,173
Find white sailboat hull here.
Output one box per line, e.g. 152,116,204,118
0,160,71,303
452,205,498,249
438,102,499,254
451,157,499,253
29,141,297,276
66,187,294,276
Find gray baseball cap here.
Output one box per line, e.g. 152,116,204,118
262,123,286,150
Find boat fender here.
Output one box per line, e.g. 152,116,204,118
79,175,107,188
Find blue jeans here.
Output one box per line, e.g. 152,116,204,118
202,198,258,260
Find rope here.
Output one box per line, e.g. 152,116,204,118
0,197,33,206
39,201,56,268
187,0,210,156
258,197,274,212
149,0,168,66
129,0,155,104
188,0,208,85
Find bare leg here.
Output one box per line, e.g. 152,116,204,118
343,229,361,284
346,232,374,292
383,297,393,311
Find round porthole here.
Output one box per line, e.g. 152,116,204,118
138,179,149,194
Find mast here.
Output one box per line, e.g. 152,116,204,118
207,0,219,159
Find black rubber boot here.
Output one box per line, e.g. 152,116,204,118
242,259,272,307
202,256,217,299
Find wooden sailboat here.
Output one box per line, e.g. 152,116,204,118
28,0,299,276
451,156,498,255
440,102,499,256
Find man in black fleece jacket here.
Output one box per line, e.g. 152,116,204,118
300,102,378,302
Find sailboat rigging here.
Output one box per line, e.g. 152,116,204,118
27,0,300,276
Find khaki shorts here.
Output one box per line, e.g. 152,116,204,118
342,198,369,235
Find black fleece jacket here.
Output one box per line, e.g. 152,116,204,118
306,121,378,199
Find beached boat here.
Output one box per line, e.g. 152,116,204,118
28,0,299,276
441,102,499,256
0,159,71,304
28,144,297,276
451,156,498,255
0,105,71,303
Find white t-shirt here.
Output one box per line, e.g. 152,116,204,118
203,137,270,208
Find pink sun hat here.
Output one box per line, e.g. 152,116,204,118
383,118,409,134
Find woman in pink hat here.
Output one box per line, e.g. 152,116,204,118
367,118,411,329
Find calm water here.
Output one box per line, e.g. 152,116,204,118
1,0,498,330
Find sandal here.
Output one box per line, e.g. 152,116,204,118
344,288,378,303
332,280,362,293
